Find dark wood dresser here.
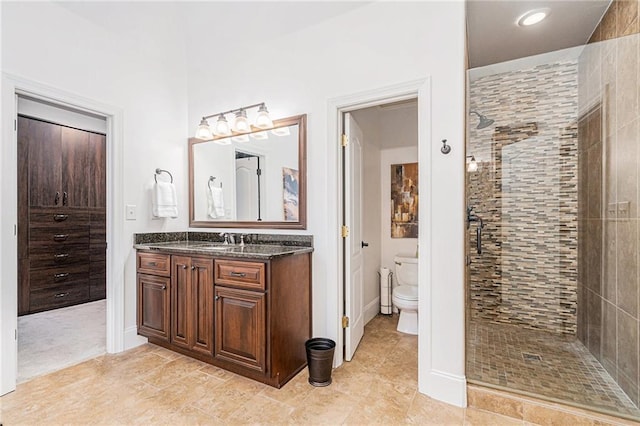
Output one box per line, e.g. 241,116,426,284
18,115,106,315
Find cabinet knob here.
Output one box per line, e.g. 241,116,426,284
63,191,68,206
148,262,157,267
180,264,187,269
229,271,246,278
215,295,220,301
161,285,167,290
54,292,70,298
54,253,69,260
191,266,196,270
53,234,69,242
54,272,69,280
54,192,60,205
53,214,68,222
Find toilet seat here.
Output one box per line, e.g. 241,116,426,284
393,285,418,301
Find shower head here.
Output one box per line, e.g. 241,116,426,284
469,110,495,130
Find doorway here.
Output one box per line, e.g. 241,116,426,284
16,96,108,382
1,75,125,396
341,99,419,362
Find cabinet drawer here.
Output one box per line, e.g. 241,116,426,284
215,260,266,290
29,264,89,289
29,208,90,228
29,226,90,249
28,247,89,269
137,252,171,277
30,282,89,312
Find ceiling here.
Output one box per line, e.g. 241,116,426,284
467,0,611,68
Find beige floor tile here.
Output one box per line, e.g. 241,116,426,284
260,369,314,407
464,408,524,425
407,392,466,425
229,393,295,424
289,388,361,425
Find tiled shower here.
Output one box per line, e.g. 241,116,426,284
466,3,640,420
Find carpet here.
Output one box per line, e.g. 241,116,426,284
18,299,106,383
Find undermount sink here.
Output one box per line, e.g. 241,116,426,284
198,244,234,251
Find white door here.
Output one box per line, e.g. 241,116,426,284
235,156,260,221
344,113,364,361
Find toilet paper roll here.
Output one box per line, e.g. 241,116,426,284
380,267,392,315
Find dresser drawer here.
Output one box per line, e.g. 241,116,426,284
29,247,89,269
137,252,171,277
29,226,90,250
215,260,266,291
29,264,89,289
30,282,89,312
29,208,90,228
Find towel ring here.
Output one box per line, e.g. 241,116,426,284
155,168,173,183
208,176,221,189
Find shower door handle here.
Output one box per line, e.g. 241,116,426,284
475,218,484,255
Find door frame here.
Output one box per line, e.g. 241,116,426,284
326,78,431,381
1,73,125,395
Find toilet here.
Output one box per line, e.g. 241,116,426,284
392,253,419,335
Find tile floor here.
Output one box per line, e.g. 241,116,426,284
1,314,526,425
467,320,640,419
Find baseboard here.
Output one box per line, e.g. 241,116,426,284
124,325,147,350
364,297,380,325
421,369,467,407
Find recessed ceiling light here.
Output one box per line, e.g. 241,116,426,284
517,8,550,26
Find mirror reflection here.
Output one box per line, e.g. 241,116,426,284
189,115,306,229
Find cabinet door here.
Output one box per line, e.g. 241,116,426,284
61,126,91,207
214,286,266,373
23,116,63,207
88,132,106,208
137,274,170,341
191,257,214,356
171,256,192,349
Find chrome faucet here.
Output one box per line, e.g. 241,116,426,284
219,232,235,245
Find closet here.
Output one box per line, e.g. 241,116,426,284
18,115,106,315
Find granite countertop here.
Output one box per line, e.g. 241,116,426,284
134,241,313,260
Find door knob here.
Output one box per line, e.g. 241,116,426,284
361,241,369,248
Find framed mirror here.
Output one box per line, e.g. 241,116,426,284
189,114,306,229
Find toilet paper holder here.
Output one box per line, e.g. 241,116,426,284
378,268,393,315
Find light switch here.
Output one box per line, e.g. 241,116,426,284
126,204,137,220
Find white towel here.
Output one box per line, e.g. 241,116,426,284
152,182,178,218
207,186,225,219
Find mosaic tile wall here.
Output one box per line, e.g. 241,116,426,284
577,0,640,407
467,59,579,335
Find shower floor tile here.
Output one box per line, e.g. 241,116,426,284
467,320,640,419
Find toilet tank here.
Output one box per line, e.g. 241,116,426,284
394,253,418,287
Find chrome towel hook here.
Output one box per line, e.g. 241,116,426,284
154,168,173,183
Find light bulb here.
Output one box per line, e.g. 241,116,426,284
517,9,549,26
233,109,250,133
213,114,231,137
195,118,212,140
255,104,273,129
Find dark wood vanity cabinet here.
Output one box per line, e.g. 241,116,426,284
171,256,214,356
214,260,267,373
136,249,311,388
18,116,106,315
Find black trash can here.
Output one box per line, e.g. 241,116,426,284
305,337,336,387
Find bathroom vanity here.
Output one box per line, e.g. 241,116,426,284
134,236,312,388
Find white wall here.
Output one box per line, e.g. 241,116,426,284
1,1,189,347
187,1,466,405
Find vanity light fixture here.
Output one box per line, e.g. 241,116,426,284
467,155,478,172
195,102,273,140
517,8,550,27
233,109,250,133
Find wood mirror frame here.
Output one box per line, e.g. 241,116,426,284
188,114,307,229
